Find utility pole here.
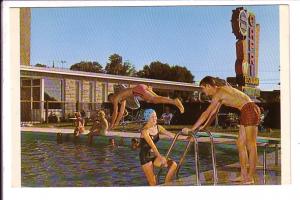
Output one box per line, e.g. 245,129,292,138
61,60,66,68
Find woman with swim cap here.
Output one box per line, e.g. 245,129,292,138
108,84,184,130
139,109,183,186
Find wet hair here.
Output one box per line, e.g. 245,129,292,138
200,76,229,87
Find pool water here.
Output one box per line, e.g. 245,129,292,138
21,132,242,187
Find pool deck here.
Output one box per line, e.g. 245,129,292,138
21,127,280,143
21,127,281,186
163,148,281,186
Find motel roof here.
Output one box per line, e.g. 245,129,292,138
20,65,200,92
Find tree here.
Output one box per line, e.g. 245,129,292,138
137,62,194,83
70,61,104,73
105,54,136,76
137,61,171,80
35,63,47,67
169,65,194,83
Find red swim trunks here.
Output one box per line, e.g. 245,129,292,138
240,102,261,126
132,84,148,98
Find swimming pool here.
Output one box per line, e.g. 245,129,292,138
22,131,261,187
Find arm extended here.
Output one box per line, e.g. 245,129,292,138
189,98,222,132
115,100,126,126
109,100,119,130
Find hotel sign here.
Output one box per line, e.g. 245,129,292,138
237,75,259,86
231,7,260,97
242,86,260,97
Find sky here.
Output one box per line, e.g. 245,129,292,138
30,5,279,91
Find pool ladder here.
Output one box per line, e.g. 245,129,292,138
157,130,218,185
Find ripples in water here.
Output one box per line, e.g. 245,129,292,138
21,132,240,187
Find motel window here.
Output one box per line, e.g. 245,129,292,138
21,87,31,101
22,79,31,87
44,78,62,101
44,78,62,109
76,80,82,102
20,78,41,109
32,87,40,109
32,79,40,86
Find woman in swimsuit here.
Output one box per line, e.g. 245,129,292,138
139,109,184,186
108,84,185,130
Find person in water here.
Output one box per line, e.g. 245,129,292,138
74,112,85,137
139,109,187,186
88,110,109,145
108,84,185,130
182,76,261,184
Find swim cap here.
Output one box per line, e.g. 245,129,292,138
143,109,156,121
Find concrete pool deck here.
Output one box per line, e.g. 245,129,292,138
163,148,281,186
21,127,280,143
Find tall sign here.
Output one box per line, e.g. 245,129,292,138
231,7,260,97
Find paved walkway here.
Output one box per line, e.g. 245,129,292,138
163,149,281,186
21,127,280,143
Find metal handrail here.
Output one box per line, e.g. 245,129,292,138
156,130,218,186
195,130,218,185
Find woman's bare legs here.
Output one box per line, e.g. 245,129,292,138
143,89,184,113
165,160,177,183
141,162,157,186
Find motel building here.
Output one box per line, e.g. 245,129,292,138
16,8,200,123
17,7,264,123
20,65,200,123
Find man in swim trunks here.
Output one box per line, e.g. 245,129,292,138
108,84,185,130
182,76,261,184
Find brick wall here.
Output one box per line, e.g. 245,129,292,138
64,79,76,116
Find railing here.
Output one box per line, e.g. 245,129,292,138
156,130,218,186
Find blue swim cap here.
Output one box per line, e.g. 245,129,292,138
143,109,156,121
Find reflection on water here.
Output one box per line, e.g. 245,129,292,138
21,132,239,187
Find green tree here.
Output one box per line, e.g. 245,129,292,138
137,61,171,80
35,63,47,67
105,54,136,76
137,62,194,83
70,61,104,73
169,65,194,83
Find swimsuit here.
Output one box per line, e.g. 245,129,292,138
139,125,165,165
132,84,148,98
240,102,261,126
